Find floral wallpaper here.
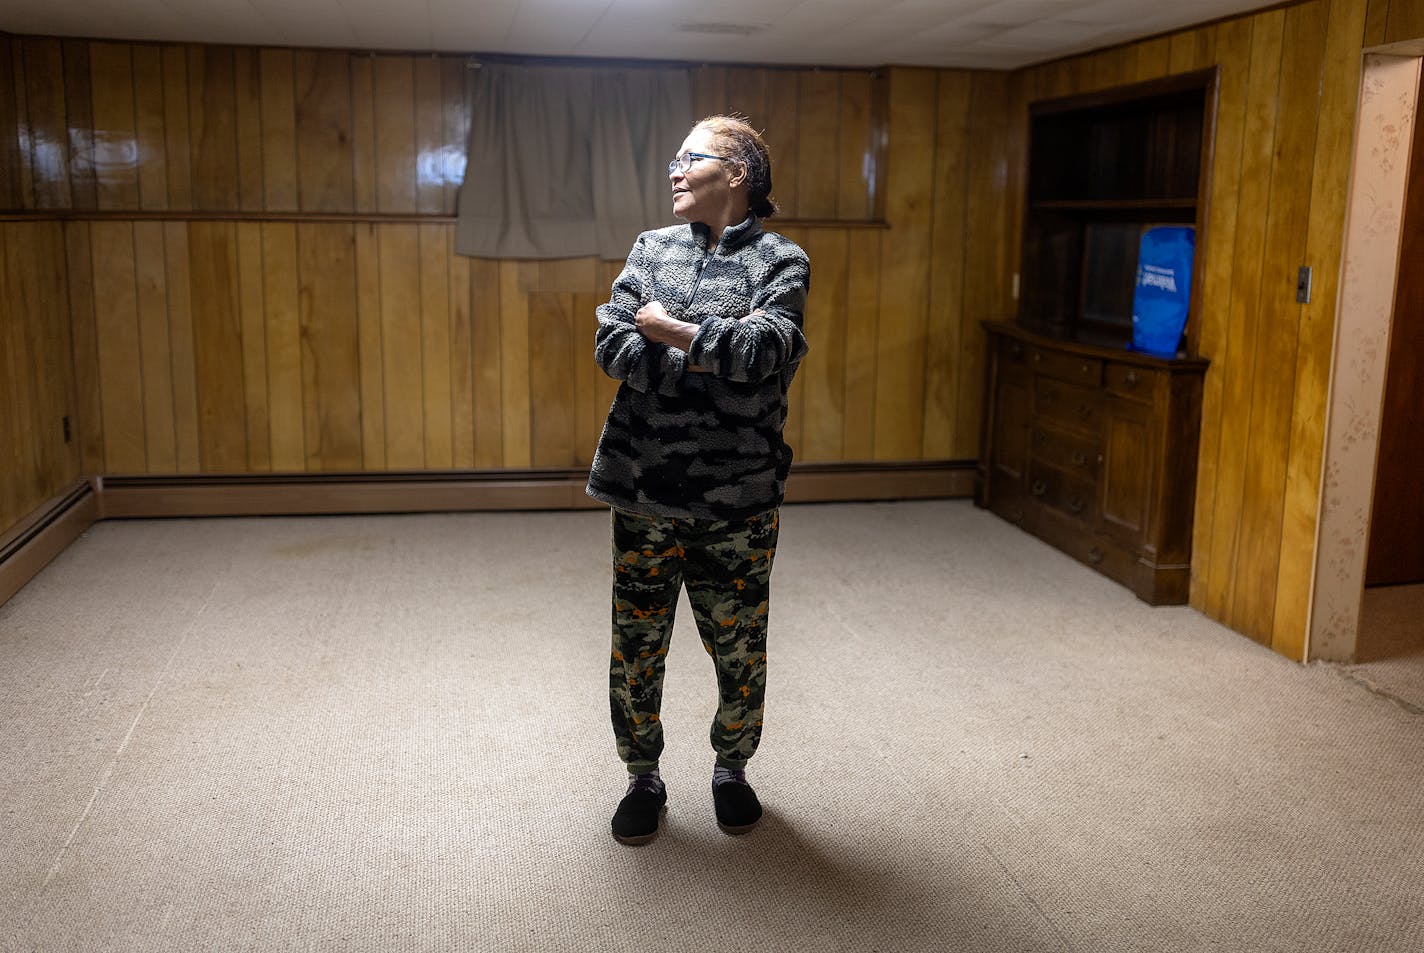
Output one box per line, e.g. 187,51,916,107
1310,54,1421,662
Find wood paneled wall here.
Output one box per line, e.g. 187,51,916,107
0,36,1013,511
0,221,79,535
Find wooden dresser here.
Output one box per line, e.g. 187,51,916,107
977,322,1208,605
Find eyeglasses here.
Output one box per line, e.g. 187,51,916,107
668,151,728,175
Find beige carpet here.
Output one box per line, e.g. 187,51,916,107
1,501,1421,953
1349,584,1424,711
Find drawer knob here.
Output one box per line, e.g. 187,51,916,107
1080,362,1090,375
1124,370,1139,386
1031,480,1047,497
1068,496,1085,514
1077,403,1093,419
1008,507,1024,522
1009,342,1022,357
1033,352,1042,363
1088,546,1104,564
1070,450,1087,467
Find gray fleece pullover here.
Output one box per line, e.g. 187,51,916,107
586,215,810,520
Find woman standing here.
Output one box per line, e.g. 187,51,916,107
587,116,810,845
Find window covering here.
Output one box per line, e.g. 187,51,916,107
455,63,693,260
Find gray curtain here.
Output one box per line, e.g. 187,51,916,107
455,63,693,260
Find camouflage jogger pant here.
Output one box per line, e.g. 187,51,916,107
608,507,779,774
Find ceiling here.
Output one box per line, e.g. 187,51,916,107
2,0,1284,70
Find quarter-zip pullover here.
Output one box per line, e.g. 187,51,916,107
588,215,811,520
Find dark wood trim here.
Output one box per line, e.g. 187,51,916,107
98,461,974,518
0,211,889,231
0,481,100,607
1029,68,1219,117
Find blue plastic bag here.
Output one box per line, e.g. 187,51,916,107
1132,226,1195,357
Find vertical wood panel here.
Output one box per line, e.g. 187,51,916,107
1169,27,1218,74
1134,37,1173,82
295,51,354,214
925,73,972,459
419,224,453,468
528,290,577,468
843,229,880,460
801,229,849,462
1189,15,1255,609
1203,10,1286,625
764,71,801,217
441,57,469,216
161,45,193,209
9,39,37,209
414,56,445,216
353,222,385,469
22,39,72,208
263,223,304,471
1230,0,1329,643
725,69,769,126
1,223,76,513
470,257,503,469
236,222,269,471
1384,0,1424,42
65,222,105,474
0,40,24,209
134,221,176,472
62,40,97,210
350,55,378,213
298,224,363,470
259,49,298,211
373,56,417,214
233,48,265,211
796,71,841,219
693,65,729,119
188,222,247,470
0,231,22,525
837,72,874,220
378,224,424,468
130,45,170,211
89,42,140,211
89,221,145,472
187,46,239,211
164,223,201,471
958,71,1014,459
498,260,532,468
873,69,937,460
1364,0,1390,45
449,246,475,468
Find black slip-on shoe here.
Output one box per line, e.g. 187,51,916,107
612,778,667,845
712,778,762,835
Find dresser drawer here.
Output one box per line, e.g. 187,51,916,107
1031,424,1101,479
1030,347,1103,386
1027,461,1097,524
1105,364,1158,403
1034,376,1102,435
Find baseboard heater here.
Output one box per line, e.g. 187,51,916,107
0,481,100,607
96,461,975,519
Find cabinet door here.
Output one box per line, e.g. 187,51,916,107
1099,395,1156,547
991,370,1032,485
